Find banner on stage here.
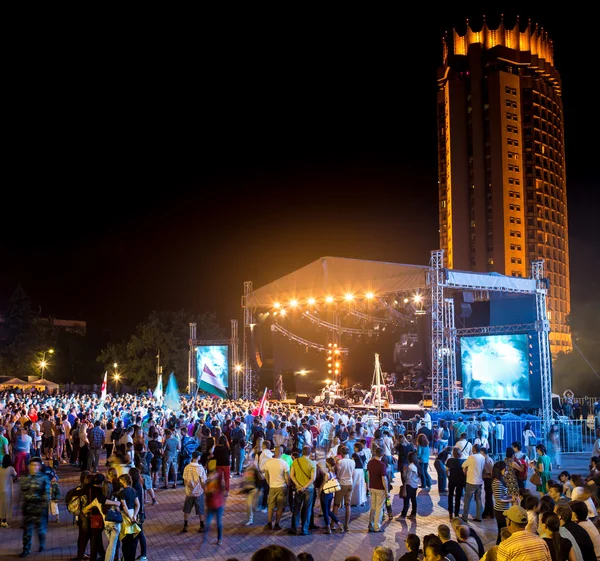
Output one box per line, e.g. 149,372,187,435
196,345,229,388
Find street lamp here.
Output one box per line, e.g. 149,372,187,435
114,373,120,394
40,349,54,380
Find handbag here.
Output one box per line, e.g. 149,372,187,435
90,514,104,529
105,507,123,523
529,471,542,486
322,476,341,495
528,436,538,446
399,484,407,498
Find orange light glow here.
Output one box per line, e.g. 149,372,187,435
325,295,334,303
279,309,287,316
290,299,298,308
307,297,316,305
274,302,281,309
366,292,374,299
344,293,353,301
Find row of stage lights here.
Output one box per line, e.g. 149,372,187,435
270,292,423,316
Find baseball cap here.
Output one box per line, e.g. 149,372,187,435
504,505,527,524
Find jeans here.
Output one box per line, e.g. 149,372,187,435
206,507,224,540
448,482,464,517
368,489,386,530
401,485,417,516
163,455,177,484
137,522,146,557
462,482,482,521
246,488,259,521
260,480,269,509
104,522,121,561
233,445,245,473
291,487,314,534
88,447,101,471
434,459,447,492
320,491,339,527
419,461,432,488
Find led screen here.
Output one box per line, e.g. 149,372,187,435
196,345,229,388
460,334,530,401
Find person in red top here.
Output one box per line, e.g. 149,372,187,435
367,446,389,532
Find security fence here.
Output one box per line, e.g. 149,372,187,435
384,415,598,457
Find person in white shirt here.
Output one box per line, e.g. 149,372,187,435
456,434,472,459
462,444,485,522
257,441,274,512
570,475,598,519
333,445,355,530
263,446,290,529
179,451,207,534
423,410,432,430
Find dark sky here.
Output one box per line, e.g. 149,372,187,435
2,8,597,348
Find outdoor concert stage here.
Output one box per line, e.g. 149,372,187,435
191,249,554,431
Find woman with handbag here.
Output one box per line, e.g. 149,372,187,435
130,468,148,561
399,452,420,518
116,474,141,561
321,458,344,534
530,444,551,493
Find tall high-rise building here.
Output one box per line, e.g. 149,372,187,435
437,16,572,355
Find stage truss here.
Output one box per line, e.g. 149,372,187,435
242,249,553,433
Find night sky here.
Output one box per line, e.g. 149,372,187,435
2,8,597,352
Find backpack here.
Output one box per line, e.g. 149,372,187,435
182,437,199,458
442,428,450,440
515,458,528,480
66,486,87,517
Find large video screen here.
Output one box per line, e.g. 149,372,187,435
196,345,229,388
460,334,530,401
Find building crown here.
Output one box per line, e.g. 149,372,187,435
444,15,554,67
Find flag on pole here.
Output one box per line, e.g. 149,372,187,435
100,371,107,401
252,387,268,417
164,372,181,414
154,374,163,403
199,364,228,399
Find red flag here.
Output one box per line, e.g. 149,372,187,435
252,387,269,417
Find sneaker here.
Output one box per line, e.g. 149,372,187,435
260,508,268,513
324,527,331,534
139,557,147,561
217,539,222,546
178,527,188,534
264,522,273,530
273,523,282,531
244,520,253,526
197,526,205,533
19,551,30,558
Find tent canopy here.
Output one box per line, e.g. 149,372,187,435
0,377,29,388
25,379,59,389
246,256,428,308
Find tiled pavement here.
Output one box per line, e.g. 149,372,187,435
0,453,588,561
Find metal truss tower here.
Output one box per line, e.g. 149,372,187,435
532,260,553,436
188,322,197,394
428,250,445,410
443,297,458,412
231,319,239,400
242,281,254,400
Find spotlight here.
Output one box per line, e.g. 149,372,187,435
279,309,287,316
307,297,316,305
413,294,422,304
274,302,281,309
290,299,298,308
344,293,354,301
366,292,374,299
325,295,334,303
404,298,409,304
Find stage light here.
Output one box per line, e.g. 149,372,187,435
333,343,338,348
279,309,287,316
344,293,353,301
335,362,340,367
334,349,340,354
325,295,334,303
328,342,332,347
325,379,331,384
414,294,422,303
290,299,298,308
334,369,339,374
298,369,307,376
308,297,316,305
274,302,281,309
328,370,332,374
404,298,409,303
366,292,374,299
235,364,242,372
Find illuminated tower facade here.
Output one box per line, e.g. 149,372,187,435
437,16,572,354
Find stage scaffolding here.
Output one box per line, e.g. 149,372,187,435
241,250,552,432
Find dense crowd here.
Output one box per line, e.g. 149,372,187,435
0,389,599,561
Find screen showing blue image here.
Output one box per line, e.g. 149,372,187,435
196,345,229,388
460,334,530,401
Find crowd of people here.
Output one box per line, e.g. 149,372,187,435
0,388,599,561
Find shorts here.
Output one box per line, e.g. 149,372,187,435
44,436,54,449
183,495,205,515
268,486,287,510
334,484,353,507
142,474,153,490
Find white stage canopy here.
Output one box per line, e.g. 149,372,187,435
246,256,428,308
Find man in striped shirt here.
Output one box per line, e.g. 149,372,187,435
497,505,551,561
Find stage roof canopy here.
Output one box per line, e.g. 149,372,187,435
246,256,429,308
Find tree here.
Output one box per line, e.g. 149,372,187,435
0,285,52,378
97,310,224,389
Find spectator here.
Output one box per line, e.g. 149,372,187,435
0,455,17,527
263,445,290,531
372,546,394,561
554,505,590,561
570,474,598,519
497,505,551,561
456,525,480,561
367,446,389,531
399,451,419,519
492,461,514,544
538,511,573,561
438,523,468,561
569,500,600,560
462,444,485,522
399,534,421,561
446,446,466,520
333,445,355,531
179,451,206,534
251,545,298,561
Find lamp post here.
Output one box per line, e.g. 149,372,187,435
40,349,54,380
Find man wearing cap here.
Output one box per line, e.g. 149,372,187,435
497,505,551,561
179,450,206,534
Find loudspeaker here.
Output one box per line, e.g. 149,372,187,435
334,398,348,407
296,394,311,405
460,302,472,318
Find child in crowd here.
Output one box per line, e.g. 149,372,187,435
49,476,61,523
